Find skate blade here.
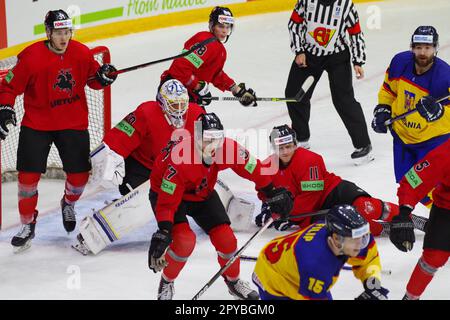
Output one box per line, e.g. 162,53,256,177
12,241,32,254
71,242,90,256
352,153,375,166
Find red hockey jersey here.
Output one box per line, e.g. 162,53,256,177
0,40,103,131
103,101,205,170
161,31,235,95
262,148,342,226
151,137,272,224
398,138,450,210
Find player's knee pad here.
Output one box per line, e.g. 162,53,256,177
421,249,450,272
209,224,237,256
169,223,196,259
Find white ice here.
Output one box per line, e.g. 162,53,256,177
1,0,449,300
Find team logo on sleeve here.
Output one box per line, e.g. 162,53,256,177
309,27,336,47
53,69,76,97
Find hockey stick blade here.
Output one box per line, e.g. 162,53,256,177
384,94,450,126
293,75,315,102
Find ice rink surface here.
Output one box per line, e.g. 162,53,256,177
1,0,449,300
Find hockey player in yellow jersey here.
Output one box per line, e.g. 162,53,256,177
252,205,389,300
371,26,449,206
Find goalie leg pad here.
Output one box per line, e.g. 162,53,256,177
215,179,234,209
227,197,255,232
78,216,112,255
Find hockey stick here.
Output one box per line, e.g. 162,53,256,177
88,37,217,81
191,216,275,300
384,94,450,126
204,75,315,103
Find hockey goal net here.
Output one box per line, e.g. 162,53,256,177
0,45,112,228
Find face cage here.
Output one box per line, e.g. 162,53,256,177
161,99,188,129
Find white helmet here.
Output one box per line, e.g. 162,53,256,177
157,79,189,128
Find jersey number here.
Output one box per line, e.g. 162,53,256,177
308,277,324,294
166,165,177,180
264,234,297,264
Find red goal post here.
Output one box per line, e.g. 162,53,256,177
0,45,112,229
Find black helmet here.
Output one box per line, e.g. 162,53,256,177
209,7,234,42
411,26,439,48
44,9,72,31
196,112,224,132
326,204,369,239
269,125,297,148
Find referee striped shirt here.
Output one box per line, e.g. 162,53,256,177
288,0,366,65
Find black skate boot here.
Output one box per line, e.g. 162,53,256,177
11,212,37,253
225,278,259,300
61,198,76,233
351,144,374,165
157,277,175,300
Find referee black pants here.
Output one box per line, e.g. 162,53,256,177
285,49,371,149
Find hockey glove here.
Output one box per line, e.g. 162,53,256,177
355,277,389,300
194,81,212,106
265,187,294,221
96,64,117,87
389,206,415,252
89,143,125,189
273,219,296,231
416,96,444,122
148,229,172,273
255,202,273,228
233,83,257,107
0,105,16,140
371,104,391,133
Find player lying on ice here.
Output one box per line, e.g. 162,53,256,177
253,204,389,300
254,124,426,236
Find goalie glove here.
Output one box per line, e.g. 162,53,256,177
90,143,125,189
148,229,172,273
355,277,389,300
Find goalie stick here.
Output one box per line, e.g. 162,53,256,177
88,37,217,81
205,75,315,103
384,94,450,126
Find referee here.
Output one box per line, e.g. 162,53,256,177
285,0,372,165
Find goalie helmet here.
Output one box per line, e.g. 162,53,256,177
44,9,73,31
326,204,370,248
157,79,189,129
209,6,234,42
269,125,297,148
411,26,439,48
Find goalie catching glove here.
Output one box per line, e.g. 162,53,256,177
148,229,172,273
90,143,125,189
232,83,257,107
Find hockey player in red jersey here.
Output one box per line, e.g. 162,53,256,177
160,6,257,107
89,79,205,195
255,125,400,236
147,113,293,300
0,10,117,252
389,138,450,300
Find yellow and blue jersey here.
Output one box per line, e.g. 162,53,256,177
378,51,450,145
252,222,381,300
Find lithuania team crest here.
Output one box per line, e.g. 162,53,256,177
53,69,76,97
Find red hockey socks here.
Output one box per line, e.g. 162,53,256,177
64,172,89,204
406,248,450,299
352,197,399,236
209,224,240,281
17,172,41,224
162,223,196,281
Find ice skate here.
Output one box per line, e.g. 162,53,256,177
61,198,76,233
225,278,259,300
11,213,37,253
351,144,374,166
71,233,91,256
157,276,175,300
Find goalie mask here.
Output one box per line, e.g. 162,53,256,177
157,79,189,129
194,113,225,164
